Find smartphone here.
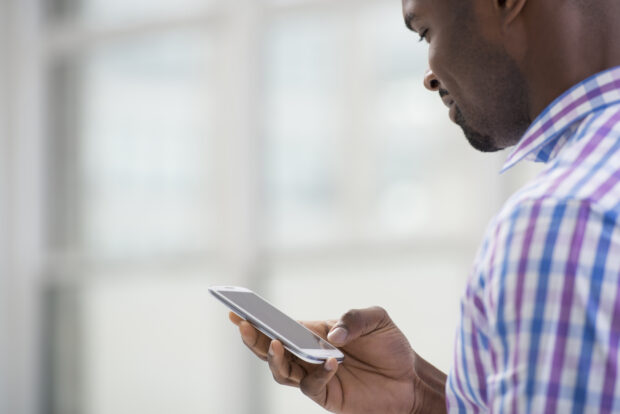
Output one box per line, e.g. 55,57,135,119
209,286,344,364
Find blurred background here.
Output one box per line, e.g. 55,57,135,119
0,0,542,413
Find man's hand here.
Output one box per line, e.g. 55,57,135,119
229,306,447,414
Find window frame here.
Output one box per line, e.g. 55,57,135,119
2,1,47,413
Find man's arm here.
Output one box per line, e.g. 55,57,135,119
231,306,447,414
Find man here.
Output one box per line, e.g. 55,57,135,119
230,0,620,412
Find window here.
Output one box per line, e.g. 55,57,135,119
1,0,543,413
58,31,214,259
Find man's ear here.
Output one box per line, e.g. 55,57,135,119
495,0,528,29
495,0,528,61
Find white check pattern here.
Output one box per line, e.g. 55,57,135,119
446,66,620,414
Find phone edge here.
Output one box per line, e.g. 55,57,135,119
209,286,344,364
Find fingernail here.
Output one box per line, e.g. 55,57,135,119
268,342,274,357
327,326,348,344
324,359,334,372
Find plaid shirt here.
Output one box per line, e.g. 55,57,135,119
446,66,620,413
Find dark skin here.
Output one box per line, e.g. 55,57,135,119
231,0,620,412
419,0,620,152
230,309,446,414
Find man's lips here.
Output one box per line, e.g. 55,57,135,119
441,94,453,109
449,104,457,123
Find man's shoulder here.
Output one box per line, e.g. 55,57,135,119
467,104,620,300
497,104,620,226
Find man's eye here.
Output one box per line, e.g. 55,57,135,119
418,29,429,42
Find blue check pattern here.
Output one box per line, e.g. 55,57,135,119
446,66,620,413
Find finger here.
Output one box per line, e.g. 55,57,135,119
229,311,244,326
267,340,308,387
327,306,390,346
299,358,338,404
233,318,272,361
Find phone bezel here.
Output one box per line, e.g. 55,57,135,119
210,286,344,364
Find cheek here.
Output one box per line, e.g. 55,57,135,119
428,33,479,110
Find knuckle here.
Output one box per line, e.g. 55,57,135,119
341,306,392,334
271,372,286,385
300,377,324,399
270,366,287,385
369,306,391,328
371,305,389,319
254,349,268,361
268,357,287,384
242,337,257,351
300,383,319,398
342,306,390,325
341,308,361,325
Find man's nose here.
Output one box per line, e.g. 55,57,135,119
424,69,441,91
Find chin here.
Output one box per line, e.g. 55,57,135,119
454,106,502,152
464,130,502,153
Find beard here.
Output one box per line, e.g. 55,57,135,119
453,104,502,152
451,60,531,153
443,26,532,153
439,88,500,152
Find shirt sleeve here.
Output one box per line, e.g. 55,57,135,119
446,196,620,414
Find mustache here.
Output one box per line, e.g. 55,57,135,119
439,88,450,98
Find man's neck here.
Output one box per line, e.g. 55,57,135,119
523,0,620,121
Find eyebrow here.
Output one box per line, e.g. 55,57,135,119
404,11,418,32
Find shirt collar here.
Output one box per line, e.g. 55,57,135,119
501,66,620,173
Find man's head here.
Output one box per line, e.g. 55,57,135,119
403,0,620,152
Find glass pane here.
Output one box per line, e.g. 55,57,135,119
49,0,213,24
74,273,246,414
263,12,346,246
75,31,214,259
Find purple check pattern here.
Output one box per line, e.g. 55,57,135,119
446,66,620,413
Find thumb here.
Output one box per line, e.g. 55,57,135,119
326,306,390,346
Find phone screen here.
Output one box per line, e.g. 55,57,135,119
218,290,333,350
